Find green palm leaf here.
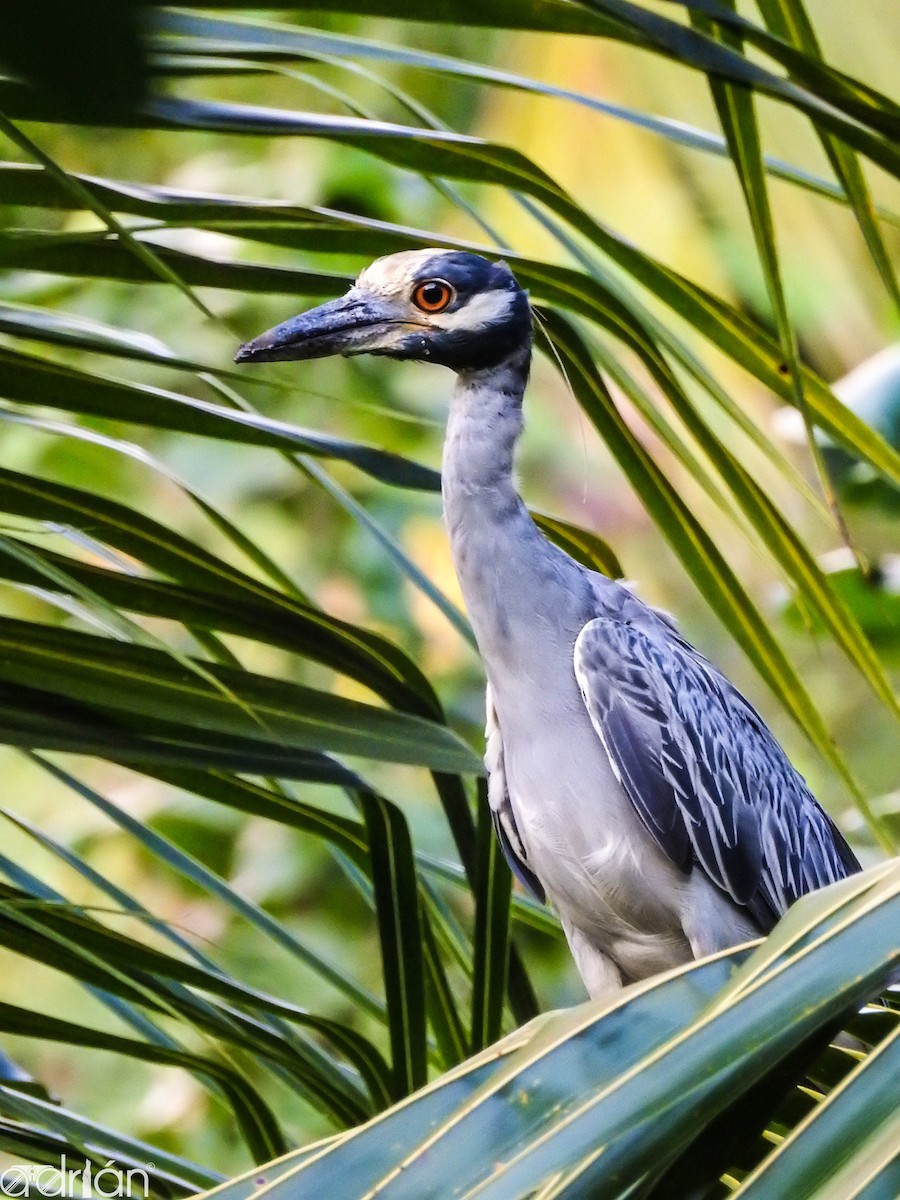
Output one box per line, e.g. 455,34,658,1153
194,866,897,1199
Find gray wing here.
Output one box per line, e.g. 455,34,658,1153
573,615,860,929
484,684,545,903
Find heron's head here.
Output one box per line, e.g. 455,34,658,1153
235,249,531,372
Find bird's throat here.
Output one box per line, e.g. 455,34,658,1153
443,349,529,497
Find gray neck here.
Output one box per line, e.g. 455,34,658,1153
442,346,530,514
442,344,582,666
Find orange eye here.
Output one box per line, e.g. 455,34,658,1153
412,279,454,313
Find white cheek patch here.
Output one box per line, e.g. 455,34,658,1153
435,289,514,332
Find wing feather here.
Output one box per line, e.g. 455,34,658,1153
574,615,859,928
484,684,545,903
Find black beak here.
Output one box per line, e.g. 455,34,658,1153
235,292,409,364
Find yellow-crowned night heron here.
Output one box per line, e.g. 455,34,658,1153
236,250,860,998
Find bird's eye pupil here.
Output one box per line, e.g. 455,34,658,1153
413,280,453,312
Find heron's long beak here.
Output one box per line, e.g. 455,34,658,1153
234,290,417,364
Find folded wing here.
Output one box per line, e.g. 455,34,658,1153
573,615,860,929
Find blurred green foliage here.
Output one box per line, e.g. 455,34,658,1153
0,0,897,1189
